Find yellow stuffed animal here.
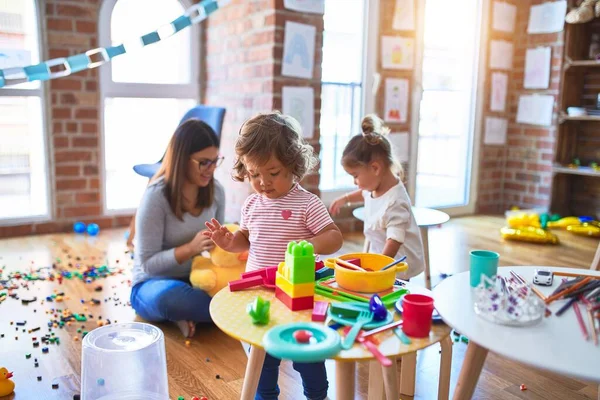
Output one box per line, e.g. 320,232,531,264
190,224,247,297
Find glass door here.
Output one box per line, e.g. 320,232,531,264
413,0,486,213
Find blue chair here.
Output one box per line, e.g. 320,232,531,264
132,105,226,178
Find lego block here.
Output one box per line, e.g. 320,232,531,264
312,301,329,322
275,272,314,298
229,275,264,291
275,287,313,311
284,241,316,284
315,266,334,280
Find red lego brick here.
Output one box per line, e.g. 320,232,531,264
312,300,329,322
275,287,313,311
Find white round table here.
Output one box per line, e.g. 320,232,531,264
433,266,600,400
352,206,450,289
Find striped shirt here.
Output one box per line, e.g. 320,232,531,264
240,184,333,272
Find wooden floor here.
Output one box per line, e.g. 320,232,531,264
0,215,598,400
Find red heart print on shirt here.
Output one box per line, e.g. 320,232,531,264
282,210,292,220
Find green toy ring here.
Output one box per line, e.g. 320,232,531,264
263,322,341,362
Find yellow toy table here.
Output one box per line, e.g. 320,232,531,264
210,285,452,400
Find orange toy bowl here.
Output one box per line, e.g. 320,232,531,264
324,253,408,293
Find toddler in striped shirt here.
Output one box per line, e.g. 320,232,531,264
205,111,343,400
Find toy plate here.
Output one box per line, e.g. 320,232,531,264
263,322,341,362
327,302,394,329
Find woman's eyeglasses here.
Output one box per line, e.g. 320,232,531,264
190,156,224,170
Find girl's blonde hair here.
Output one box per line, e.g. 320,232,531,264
232,111,319,182
341,114,404,179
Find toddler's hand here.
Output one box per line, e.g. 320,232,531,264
204,218,234,251
329,196,346,216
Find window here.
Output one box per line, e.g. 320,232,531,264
0,0,49,222
99,0,198,211
319,0,366,193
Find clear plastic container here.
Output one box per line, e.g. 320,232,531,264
81,322,169,400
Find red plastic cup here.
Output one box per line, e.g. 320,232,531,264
401,294,434,338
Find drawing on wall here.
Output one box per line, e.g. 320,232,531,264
490,72,508,112
381,36,414,70
384,78,409,123
524,47,551,89
490,40,513,70
516,95,554,126
282,86,315,139
392,0,415,31
484,117,508,145
493,2,517,33
283,0,325,14
282,21,316,79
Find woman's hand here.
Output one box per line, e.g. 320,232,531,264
203,218,235,251
188,230,216,255
329,196,347,216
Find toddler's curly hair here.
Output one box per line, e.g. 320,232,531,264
232,111,319,182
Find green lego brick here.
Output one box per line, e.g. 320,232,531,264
284,241,315,284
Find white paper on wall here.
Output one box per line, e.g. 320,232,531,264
516,95,554,126
392,0,415,31
387,132,410,162
490,40,513,70
283,0,325,14
282,86,315,139
282,21,316,79
493,2,517,33
527,1,567,34
524,47,551,89
384,78,409,123
490,72,508,112
381,36,414,70
484,117,508,145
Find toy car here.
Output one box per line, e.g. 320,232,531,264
533,269,553,286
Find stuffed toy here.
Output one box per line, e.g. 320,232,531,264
566,0,600,24
190,224,247,297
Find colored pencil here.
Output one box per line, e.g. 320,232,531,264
545,277,592,304
573,302,589,340
580,297,598,345
362,320,403,337
564,281,600,299
556,297,578,317
511,271,548,301
553,271,600,280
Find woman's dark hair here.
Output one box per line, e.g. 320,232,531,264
341,114,403,179
152,119,219,220
232,111,318,182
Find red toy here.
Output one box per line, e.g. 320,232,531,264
229,266,277,291
311,301,329,322
275,287,314,311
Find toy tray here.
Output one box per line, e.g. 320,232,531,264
315,276,409,307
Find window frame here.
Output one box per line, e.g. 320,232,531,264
98,0,201,215
320,0,375,205
0,0,52,226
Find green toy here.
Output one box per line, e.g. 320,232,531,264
247,296,270,325
328,302,394,329
540,213,549,229
284,241,315,284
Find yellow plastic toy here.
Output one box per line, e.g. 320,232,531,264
500,226,559,244
567,223,600,238
507,213,540,228
547,216,581,229
190,224,247,297
0,368,15,397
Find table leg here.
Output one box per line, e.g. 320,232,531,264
439,335,453,400
420,226,431,289
240,346,266,400
335,361,356,400
399,352,417,396
382,357,399,400
453,341,488,400
368,361,384,400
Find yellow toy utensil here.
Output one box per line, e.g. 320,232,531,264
500,226,559,244
547,216,581,229
567,223,600,238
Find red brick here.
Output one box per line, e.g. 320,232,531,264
56,165,80,177
526,163,553,172
52,108,72,119
50,79,82,91
60,93,78,105
52,122,63,134
505,182,526,192
89,178,100,190
55,151,92,163
83,165,99,175
75,21,96,33
56,179,87,191
524,128,551,137
47,18,73,31
75,192,100,203
75,108,98,119
72,137,98,148
49,49,69,59
56,4,95,19
53,136,69,149
62,205,101,218
66,122,78,133
82,123,98,134
0,224,33,239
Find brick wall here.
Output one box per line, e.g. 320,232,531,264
0,0,133,238
477,0,564,213
204,0,324,223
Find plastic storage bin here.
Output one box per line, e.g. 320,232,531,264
81,322,168,400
